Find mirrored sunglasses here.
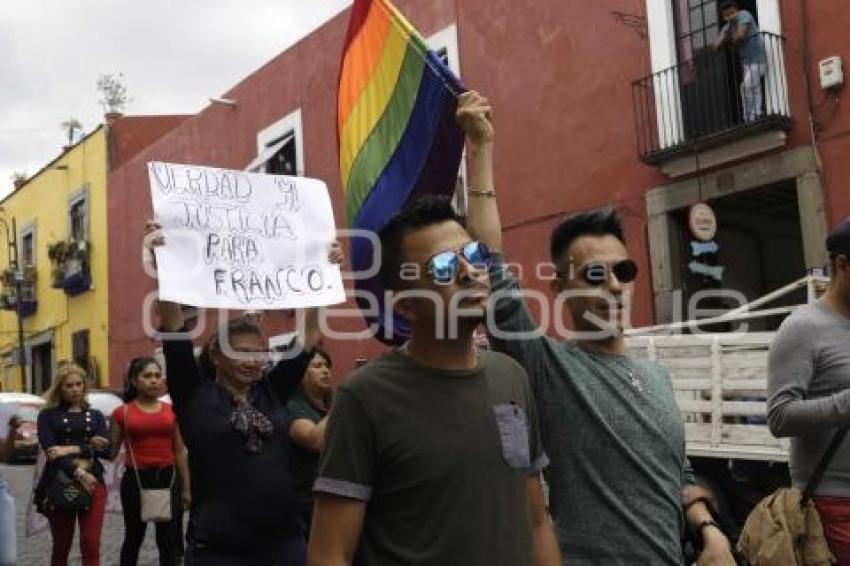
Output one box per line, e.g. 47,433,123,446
427,241,492,284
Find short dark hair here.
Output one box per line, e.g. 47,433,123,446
826,217,850,263
719,1,739,11
310,346,332,369
378,195,465,290
549,207,626,264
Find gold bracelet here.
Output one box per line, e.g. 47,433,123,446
468,189,496,198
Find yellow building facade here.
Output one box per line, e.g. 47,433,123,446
0,127,109,392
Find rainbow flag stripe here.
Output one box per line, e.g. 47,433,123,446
339,0,466,342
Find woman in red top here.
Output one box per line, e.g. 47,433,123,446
111,357,189,566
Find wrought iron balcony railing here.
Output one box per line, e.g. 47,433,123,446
633,32,793,165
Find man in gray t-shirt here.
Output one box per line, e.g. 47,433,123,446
715,1,767,122
459,91,735,565
768,217,850,562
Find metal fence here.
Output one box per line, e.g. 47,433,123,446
633,32,792,163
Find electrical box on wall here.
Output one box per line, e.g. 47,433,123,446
819,56,844,90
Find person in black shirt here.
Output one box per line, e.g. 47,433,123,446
285,347,332,537
35,362,111,566
145,221,340,566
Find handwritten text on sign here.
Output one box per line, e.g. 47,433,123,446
148,162,344,309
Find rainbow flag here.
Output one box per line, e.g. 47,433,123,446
339,0,466,342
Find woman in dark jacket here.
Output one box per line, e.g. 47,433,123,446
35,362,110,566
146,221,341,566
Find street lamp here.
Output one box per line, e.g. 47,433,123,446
0,211,27,392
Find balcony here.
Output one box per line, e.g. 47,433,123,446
47,239,92,296
633,32,792,169
0,266,38,317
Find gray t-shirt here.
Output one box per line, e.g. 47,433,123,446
315,348,548,566
720,9,766,65
767,300,850,496
489,255,693,565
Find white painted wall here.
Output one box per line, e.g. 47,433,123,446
646,0,685,148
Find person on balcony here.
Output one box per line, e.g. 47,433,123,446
715,0,767,123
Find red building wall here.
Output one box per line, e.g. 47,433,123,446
107,2,455,387
108,115,192,171
108,0,850,387
456,0,664,330
801,0,850,225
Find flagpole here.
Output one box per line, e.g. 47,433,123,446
369,0,464,99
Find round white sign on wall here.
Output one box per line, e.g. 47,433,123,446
689,203,717,242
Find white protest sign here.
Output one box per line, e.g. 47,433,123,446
148,162,345,309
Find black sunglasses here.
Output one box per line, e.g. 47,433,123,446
575,259,639,286
426,241,492,284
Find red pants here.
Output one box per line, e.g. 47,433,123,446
816,496,850,566
45,483,107,566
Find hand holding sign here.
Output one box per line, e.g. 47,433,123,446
148,163,345,310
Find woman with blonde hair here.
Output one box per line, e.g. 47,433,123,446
34,362,110,566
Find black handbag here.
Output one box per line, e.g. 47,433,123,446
45,468,92,511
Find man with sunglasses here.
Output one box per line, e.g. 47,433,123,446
767,217,850,562
458,91,735,565
309,196,561,565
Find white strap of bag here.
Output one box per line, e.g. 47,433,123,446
123,404,176,491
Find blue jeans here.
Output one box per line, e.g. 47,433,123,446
0,473,16,566
741,62,766,123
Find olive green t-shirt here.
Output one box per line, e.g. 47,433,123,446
315,348,548,566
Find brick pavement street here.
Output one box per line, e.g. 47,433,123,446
3,463,172,565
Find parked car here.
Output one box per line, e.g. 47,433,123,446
86,390,124,429
0,392,46,463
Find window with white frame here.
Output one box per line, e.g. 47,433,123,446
21,223,35,267
248,108,304,176
427,24,468,214
68,187,89,242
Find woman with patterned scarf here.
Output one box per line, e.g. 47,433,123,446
144,221,342,566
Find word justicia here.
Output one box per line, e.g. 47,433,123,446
180,201,298,240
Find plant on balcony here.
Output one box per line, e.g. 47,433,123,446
1,268,16,288
47,239,91,295
0,283,14,310
0,266,38,316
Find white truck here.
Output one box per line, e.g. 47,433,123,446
624,275,830,531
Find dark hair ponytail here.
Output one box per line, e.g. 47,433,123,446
124,357,160,402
